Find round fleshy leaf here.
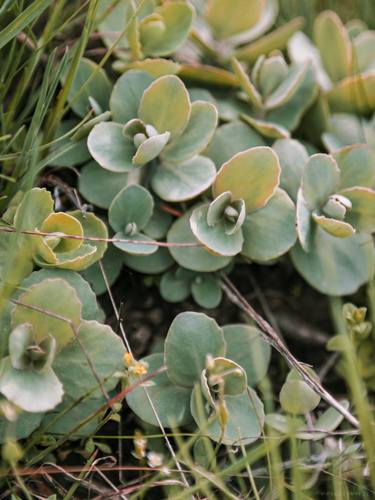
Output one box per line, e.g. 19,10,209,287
191,274,222,309
205,357,247,396
167,210,232,272
0,359,63,413
138,75,190,139
234,16,303,62
126,353,193,428
334,145,375,190
241,114,290,139
223,324,271,386
291,229,374,295
312,214,355,238
9,324,33,369
53,320,125,400
296,188,313,251
81,245,123,296
241,188,296,261
69,211,108,264
160,268,191,303
109,184,154,233
113,231,158,256
123,247,174,274
19,269,100,321
273,138,309,201
132,132,171,166
11,278,82,349
191,385,264,445
165,312,225,388
162,101,218,163
64,58,111,117
179,64,238,88
143,208,172,240
257,55,288,96
206,121,265,168
79,161,128,209
0,412,43,443
190,203,243,257
340,187,375,233
140,1,194,56
314,10,352,82
302,154,340,210
125,58,181,77
87,122,135,172
207,192,232,226
214,146,280,213
280,376,320,415
265,63,308,110
231,57,262,107
327,73,375,114
353,30,375,72
34,244,97,272
151,155,216,202
266,64,318,131
322,113,366,152
206,0,264,39
40,212,83,253
110,70,154,123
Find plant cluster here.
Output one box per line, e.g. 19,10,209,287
0,0,374,496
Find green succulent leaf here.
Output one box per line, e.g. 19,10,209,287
302,154,340,210
340,187,375,233
8,324,33,370
11,278,82,349
327,73,375,114
151,155,216,202
223,324,271,386
257,54,288,96
143,208,172,240
138,75,191,139
64,57,112,118
231,57,262,107
132,131,171,166
273,138,309,201
123,247,174,274
191,384,264,445
295,401,349,440
291,229,374,295
167,210,232,272
0,358,63,413
265,63,308,110
0,412,43,444
241,188,297,261
190,203,244,257
334,144,375,190
79,161,128,209
241,114,290,139
353,30,375,72
87,122,135,172
125,58,181,77
280,369,321,414
213,147,280,213
162,101,218,163
205,357,247,396
109,70,154,124
113,231,158,256
19,269,100,321
314,10,352,82
207,192,232,226
206,0,264,40
69,211,108,265
160,269,191,303
126,353,193,427
53,320,125,400
140,1,194,57
206,121,265,167
191,275,222,309
50,120,90,168
109,184,154,233
296,188,313,251
312,214,355,237
165,312,226,388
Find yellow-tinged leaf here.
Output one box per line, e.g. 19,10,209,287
40,212,83,252
312,214,355,238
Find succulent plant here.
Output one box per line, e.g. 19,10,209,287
231,53,318,138
288,11,375,114
0,277,124,441
88,72,218,202
189,147,297,260
126,312,270,445
96,0,194,59
291,150,375,295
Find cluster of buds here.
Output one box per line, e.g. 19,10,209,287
343,303,372,343
124,352,148,377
